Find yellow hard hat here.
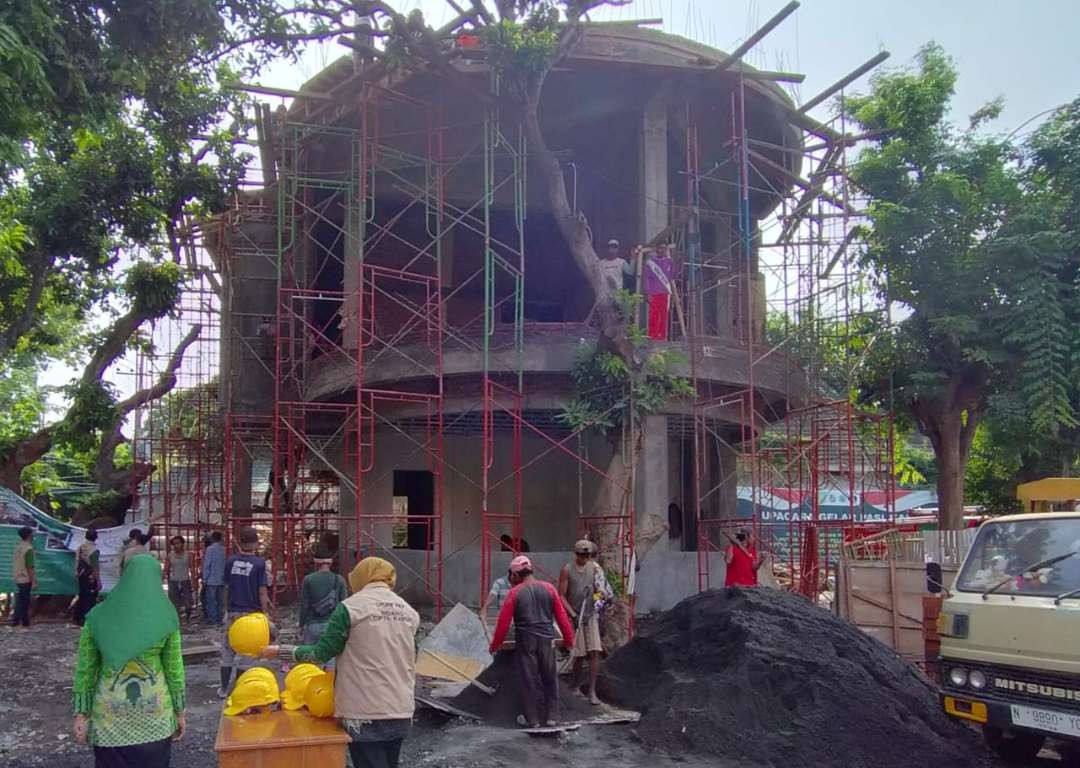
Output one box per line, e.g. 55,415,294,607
281,663,323,711
228,612,271,657
304,671,336,718
223,667,280,716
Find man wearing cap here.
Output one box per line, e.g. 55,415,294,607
488,556,575,728
299,547,348,646
724,527,763,587
220,526,272,696
558,540,604,705
593,238,634,311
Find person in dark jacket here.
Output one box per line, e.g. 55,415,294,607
488,556,575,728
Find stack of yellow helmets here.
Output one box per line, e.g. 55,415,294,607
280,663,323,710
223,668,280,716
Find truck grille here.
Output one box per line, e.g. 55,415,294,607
943,661,1080,713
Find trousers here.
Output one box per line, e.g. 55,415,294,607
647,293,670,340
11,583,31,627
515,633,559,726
348,739,404,768
203,584,224,625
93,738,171,768
74,573,99,626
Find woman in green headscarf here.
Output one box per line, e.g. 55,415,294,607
72,553,186,768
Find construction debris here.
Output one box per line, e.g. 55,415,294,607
597,588,997,768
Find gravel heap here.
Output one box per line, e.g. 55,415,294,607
597,588,995,768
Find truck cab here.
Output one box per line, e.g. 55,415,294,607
939,479,1080,762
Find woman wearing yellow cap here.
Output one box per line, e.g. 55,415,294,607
261,557,419,768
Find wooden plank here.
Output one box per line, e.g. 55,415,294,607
849,588,923,626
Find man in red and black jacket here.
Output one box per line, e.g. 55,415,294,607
488,556,575,728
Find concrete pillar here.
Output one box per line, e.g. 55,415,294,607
231,454,254,515
636,414,671,553
639,94,669,243
636,91,673,554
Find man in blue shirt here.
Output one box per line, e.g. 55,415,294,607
202,531,227,626
219,526,272,696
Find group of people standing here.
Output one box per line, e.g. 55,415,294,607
66,525,421,768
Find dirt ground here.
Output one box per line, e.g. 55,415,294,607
0,617,718,768
0,615,1063,768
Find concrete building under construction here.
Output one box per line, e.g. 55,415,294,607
201,20,895,615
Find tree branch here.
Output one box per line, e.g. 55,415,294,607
0,253,52,358
94,323,202,489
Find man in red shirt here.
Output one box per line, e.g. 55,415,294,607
488,556,575,728
724,527,763,587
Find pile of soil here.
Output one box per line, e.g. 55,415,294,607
597,588,995,768
449,651,600,728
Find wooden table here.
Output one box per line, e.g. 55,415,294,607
215,708,350,768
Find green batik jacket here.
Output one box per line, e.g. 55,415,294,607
72,627,186,747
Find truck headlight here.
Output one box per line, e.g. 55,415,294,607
948,667,968,687
968,670,987,690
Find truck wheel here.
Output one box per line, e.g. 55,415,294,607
983,726,1045,763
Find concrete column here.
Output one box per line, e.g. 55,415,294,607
636,414,671,553
636,91,674,555
639,94,669,243
230,453,253,515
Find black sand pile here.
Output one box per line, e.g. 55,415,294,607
450,651,600,727
597,588,995,768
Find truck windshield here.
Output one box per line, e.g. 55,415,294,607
957,517,1080,597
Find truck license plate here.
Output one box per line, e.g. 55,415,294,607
1010,704,1080,737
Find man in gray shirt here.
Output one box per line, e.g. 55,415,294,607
202,531,226,626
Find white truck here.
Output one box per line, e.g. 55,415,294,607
938,479,1080,762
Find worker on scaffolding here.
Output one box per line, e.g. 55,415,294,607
586,238,634,324
639,243,674,340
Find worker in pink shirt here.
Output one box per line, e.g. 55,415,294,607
488,556,575,728
642,244,674,340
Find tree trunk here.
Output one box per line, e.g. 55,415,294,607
0,427,54,496
912,380,982,531
934,418,966,530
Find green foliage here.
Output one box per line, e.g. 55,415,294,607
125,261,183,319
77,490,127,522
56,380,119,452
482,5,560,77
894,433,935,488
561,313,695,435
0,352,48,455
850,47,1080,512
964,424,1023,514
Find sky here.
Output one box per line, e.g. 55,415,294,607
47,0,1080,416
262,0,1080,136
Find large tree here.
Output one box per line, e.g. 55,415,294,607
849,46,1078,528
0,1,298,502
